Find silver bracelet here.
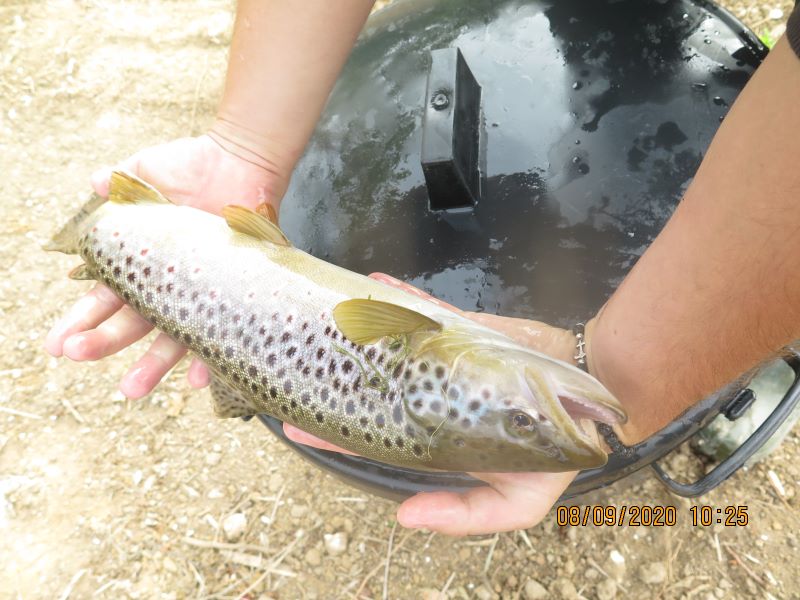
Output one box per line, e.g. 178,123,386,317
572,322,588,372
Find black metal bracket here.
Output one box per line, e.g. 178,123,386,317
650,352,800,497
420,47,482,211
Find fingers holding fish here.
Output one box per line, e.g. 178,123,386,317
120,333,189,399
45,283,125,357
62,304,154,362
187,358,211,389
396,470,576,536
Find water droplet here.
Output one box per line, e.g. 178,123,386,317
572,81,582,90
712,96,727,107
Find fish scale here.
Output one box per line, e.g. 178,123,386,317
48,171,627,472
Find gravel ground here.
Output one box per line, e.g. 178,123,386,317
1,1,798,599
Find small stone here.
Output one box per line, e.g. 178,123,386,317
523,578,548,600
550,578,578,599
458,547,471,561
473,584,494,600
419,589,445,600
563,559,575,575
205,452,221,466
268,472,284,493
771,521,783,531
304,547,322,567
607,550,626,579
506,575,518,588
596,579,617,600
323,532,348,555
768,7,784,20
163,556,178,573
585,568,599,580
222,512,247,542
639,561,667,585
290,504,308,518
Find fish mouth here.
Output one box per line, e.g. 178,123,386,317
557,392,625,448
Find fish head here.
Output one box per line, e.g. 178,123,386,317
404,332,627,472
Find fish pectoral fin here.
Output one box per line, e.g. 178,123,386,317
108,170,172,204
209,377,259,419
68,263,95,281
255,202,279,225
222,205,291,247
333,299,442,345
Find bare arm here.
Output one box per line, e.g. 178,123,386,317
589,39,800,443
209,0,376,206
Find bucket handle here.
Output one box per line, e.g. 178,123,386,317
650,351,800,497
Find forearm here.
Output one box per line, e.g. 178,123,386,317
590,39,800,443
210,0,375,204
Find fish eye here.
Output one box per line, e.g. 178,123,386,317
510,410,535,431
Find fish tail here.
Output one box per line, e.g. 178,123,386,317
44,192,106,254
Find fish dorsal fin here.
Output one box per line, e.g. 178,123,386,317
68,263,94,280
333,299,442,345
108,171,171,204
222,205,291,247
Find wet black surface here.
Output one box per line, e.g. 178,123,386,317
281,0,765,327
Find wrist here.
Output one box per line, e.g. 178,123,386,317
208,116,299,202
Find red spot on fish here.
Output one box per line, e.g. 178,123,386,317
209,290,217,299
167,265,175,273
92,227,98,233
113,231,119,237
193,267,201,273
140,248,148,256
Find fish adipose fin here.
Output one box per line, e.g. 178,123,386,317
44,192,106,254
222,205,291,247
333,299,442,345
108,171,172,205
68,263,94,281
209,377,259,418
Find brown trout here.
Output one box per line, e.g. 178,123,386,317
47,171,626,472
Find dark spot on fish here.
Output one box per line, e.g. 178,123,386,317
447,387,460,401
145,292,154,303
329,398,337,409
430,401,442,414
259,326,267,335
179,308,188,320
243,336,251,348
280,404,288,414
301,321,309,330
345,400,355,415
106,258,112,266
408,384,419,395
301,393,311,405
260,391,269,401
324,325,332,336
395,437,404,448
271,311,279,321
183,333,192,344
206,325,216,339
367,401,375,413
454,438,465,448
302,366,311,376
166,283,174,294
331,331,339,341
305,334,315,345
376,354,384,364
412,399,423,410
481,389,491,400
340,426,350,437
359,396,368,408
353,377,361,392
136,283,144,292
177,290,185,300
359,416,369,426
392,404,403,424
365,432,373,443
277,368,286,379
264,335,274,346
232,373,240,383
286,346,296,358
233,314,240,323
342,360,353,374
219,303,227,313
283,380,292,394
412,444,423,457
201,346,210,357
315,367,324,379
387,391,396,404
328,360,336,376
220,329,228,340
142,266,151,278
375,414,385,428
161,303,169,314
96,249,102,258
316,348,325,360
269,386,278,399
214,349,222,360
460,418,472,429
319,388,330,402
267,353,277,366
207,307,214,318
333,378,340,391
366,348,376,360
247,365,257,378
423,380,433,392
448,408,459,420
295,358,304,370
286,314,293,324
383,438,391,448
250,382,258,393
167,265,174,273
315,412,324,423
113,266,121,277
469,400,481,412
404,425,415,438
224,346,234,358
281,332,291,343
125,256,133,266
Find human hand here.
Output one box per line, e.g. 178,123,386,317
44,134,285,398
284,273,582,535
